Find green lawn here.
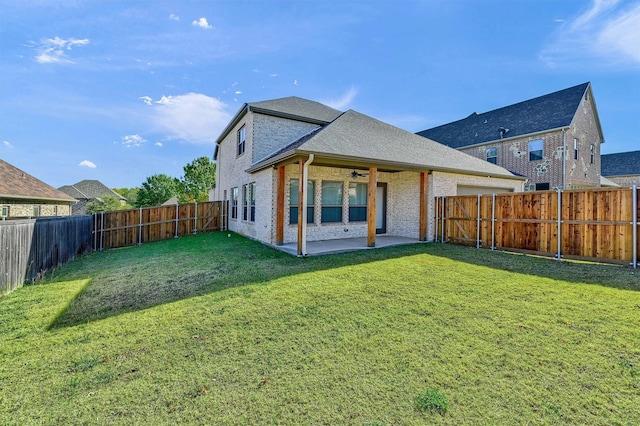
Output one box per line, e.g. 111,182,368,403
1,232,639,425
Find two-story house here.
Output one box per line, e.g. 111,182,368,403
417,82,604,191
601,150,640,187
211,96,524,254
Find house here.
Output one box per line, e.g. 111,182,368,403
211,96,524,254
58,180,127,215
601,150,640,187
0,159,75,219
417,82,604,191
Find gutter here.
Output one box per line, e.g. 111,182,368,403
301,154,314,256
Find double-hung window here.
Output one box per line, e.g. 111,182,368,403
529,139,543,161
290,179,315,224
249,182,256,222
590,144,594,164
348,183,367,222
242,185,249,221
321,181,343,223
486,147,498,164
237,125,246,156
574,138,579,160
1,206,8,218
231,187,238,219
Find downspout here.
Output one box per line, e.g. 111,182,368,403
301,154,314,256
562,128,567,190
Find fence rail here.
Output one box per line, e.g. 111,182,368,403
92,201,224,250
0,216,93,294
434,186,639,268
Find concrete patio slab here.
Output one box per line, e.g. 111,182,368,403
275,235,422,256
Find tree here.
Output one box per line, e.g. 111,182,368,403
135,174,180,207
113,187,140,206
85,195,126,214
180,156,216,203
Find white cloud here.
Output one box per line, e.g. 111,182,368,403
169,14,180,21
150,93,232,145
192,17,213,29
34,36,90,64
234,90,242,95
140,96,153,106
79,160,96,168
293,79,298,85
269,73,278,78
3,140,13,148
322,86,358,110
155,142,163,147
540,0,640,68
121,134,146,148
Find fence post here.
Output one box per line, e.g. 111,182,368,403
100,212,104,252
138,207,142,246
491,193,496,251
476,194,481,249
93,213,97,251
633,185,637,269
174,204,179,238
556,188,562,261
193,202,198,234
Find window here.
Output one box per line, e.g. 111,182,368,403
249,182,256,222
321,181,343,223
590,144,594,164
535,183,550,191
237,125,246,156
289,179,315,224
1,206,8,217
486,147,498,164
574,138,579,160
529,139,543,161
33,205,40,217
231,187,238,219
348,183,367,222
242,185,249,221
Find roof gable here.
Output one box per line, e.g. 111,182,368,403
601,150,640,176
250,109,519,180
0,159,76,202
417,82,591,148
59,180,125,200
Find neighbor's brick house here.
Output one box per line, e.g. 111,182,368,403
211,97,524,254
0,159,75,219
58,180,127,215
417,82,604,191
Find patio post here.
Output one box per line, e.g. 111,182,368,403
367,167,377,247
419,172,428,241
276,165,285,245
297,160,304,255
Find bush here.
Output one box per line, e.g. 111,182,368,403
415,389,448,414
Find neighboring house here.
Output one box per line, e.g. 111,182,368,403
0,159,75,219
58,180,127,215
417,82,604,191
162,196,179,205
211,96,524,254
601,150,640,187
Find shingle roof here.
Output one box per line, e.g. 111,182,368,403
601,150,640,177
249,110,520,180
0,159,76,202
417,82,591,148
58,180,126,201
248,96,342,123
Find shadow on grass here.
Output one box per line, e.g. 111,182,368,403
47,232,430,329
426,243,640,292
47,233,639,329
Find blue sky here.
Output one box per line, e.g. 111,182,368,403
1,0,639,189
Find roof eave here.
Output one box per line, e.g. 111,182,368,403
456,125,572,150
0,194,77,203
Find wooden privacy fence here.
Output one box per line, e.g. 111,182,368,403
0,216,93,294
92,201,225,250
434,186,639,268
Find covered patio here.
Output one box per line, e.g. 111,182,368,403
275,235,423,256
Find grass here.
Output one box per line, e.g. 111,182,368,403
1,231,639,425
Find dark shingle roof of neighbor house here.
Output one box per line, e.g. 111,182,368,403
417,82,591,148
58,180,126,201
0,159,76,202
601,150,640,177
248,109,522,180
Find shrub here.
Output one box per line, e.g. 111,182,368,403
415,389,448,414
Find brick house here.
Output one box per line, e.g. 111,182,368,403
211,97,524,254
58,180,127,215
417,82,604,191
601,150,640,187
0,159,75,219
